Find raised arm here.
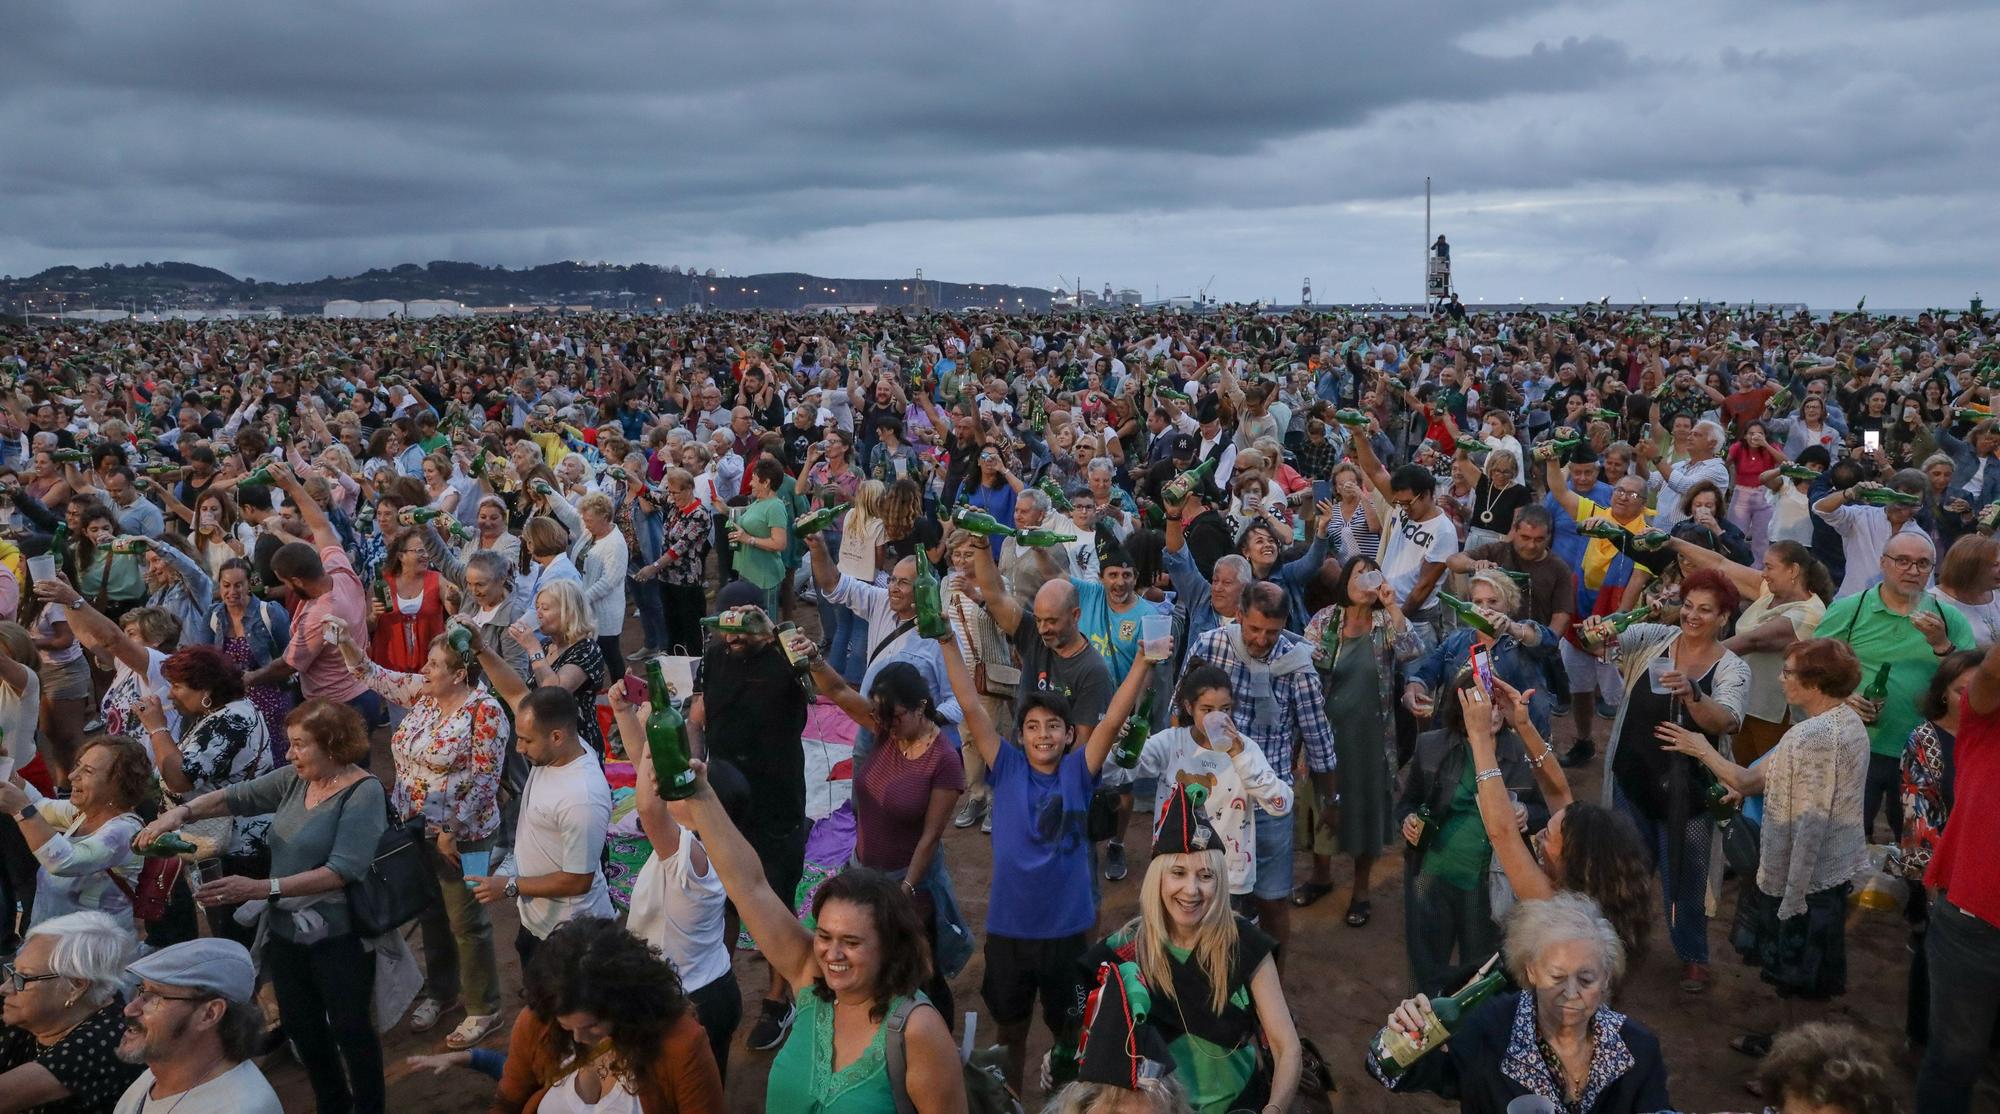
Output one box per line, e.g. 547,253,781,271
1542,452,1583,520
32,577,152,677
1349,423,1395,499
1082,654,1155,776
969,538,1024,636
935,626,1000,772
267,463,341,551
660,761,818,990
1664,536,1764,601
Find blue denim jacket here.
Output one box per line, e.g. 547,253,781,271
1410,625,1555,739
202,596,292,667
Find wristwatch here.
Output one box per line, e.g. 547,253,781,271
15,804,35,823
503,877,519,899
268,878,282,900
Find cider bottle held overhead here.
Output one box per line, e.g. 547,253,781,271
775,622,820,699
792,502,849,538
912,546,948,639
1035,476,1073,513
950,504,1016,538
1436,591,1501,638
645,660,698,800
1850,485,1921,508
1110,689,1155,769
1576,518,1635,545
1162,456,1216,506
1013,527,1069,548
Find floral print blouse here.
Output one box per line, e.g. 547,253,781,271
1894,720,1953,881
357,662,510,841
176,698,275,859
659,502,712,588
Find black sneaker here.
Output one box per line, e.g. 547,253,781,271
1103,841,1128,882
746,999,795,1051
1559,740,1596,769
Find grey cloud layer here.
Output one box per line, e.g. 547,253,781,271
1,0,1994,303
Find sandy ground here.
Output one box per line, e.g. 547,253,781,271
264,605,1980,1114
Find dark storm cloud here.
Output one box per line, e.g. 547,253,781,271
0,0,1994,304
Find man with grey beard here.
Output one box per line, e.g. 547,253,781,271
113,939,279,1113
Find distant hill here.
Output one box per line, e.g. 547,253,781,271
0,260,1055,314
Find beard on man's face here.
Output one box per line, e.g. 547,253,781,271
117,1009,187,1066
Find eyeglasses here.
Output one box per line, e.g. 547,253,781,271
130,986,212,1008
1884,555,1934,573
1,965,65,993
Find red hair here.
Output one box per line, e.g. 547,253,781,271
1678,567,1741,615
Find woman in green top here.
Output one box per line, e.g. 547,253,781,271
1395,667,1540,996
70,504,146,617
661,759,965,1113
728,457,791,618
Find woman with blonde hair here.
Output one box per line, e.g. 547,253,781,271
825,479,887,681
421,452,461,517
479,579,609,759
1465,449,1531,550
1082,783,1300,1114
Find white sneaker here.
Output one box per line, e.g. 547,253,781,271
408,997,447,1033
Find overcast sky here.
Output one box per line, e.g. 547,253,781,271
4,1,1996,306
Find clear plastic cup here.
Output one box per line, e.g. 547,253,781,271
1355,569,1385,595
1200,710,1234,747
1647,655,1674,694
1140,613,1173,661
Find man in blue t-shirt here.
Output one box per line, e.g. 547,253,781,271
1070,534,1168,882
935,573,1155,1096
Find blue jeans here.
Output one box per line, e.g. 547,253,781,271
1615,783,1713,964
819,600,867,683
630,575,667,652
1918,898,2000,1113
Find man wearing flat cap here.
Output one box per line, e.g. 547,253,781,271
113,938,281,1113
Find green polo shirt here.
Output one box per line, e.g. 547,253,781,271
1817,586,1975,758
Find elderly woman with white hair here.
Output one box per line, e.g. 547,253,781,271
1642,417,1730,532
0,910,144,1110
1371,892,1671,1113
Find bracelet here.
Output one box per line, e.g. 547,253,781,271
1475,768,1504,783
1525,748,1550,769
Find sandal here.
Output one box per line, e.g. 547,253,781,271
1730,1033,1773,1058
1290,881,1335,908
446,1013,504,1051
1344,900,1373,928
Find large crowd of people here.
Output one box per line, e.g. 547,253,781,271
0,301,1988,1112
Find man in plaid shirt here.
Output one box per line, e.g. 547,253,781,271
1184,580,1337,955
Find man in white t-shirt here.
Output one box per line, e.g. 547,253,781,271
1352,435,1457,639
114,938,282,1114
469,686,612,966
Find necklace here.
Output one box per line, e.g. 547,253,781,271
140,1053,231,1114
